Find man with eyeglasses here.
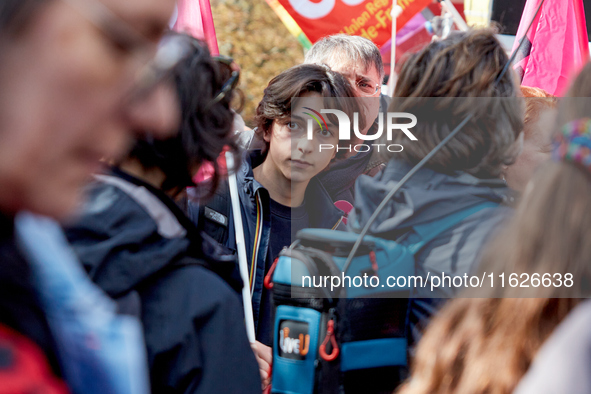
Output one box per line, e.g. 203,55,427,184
0,0,179,392
304,34,388,209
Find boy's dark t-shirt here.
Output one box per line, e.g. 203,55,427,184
256,198,308,346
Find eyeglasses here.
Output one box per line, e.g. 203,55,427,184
207,56,241,108
60,0,192,100
340,71,381,97
355,80,381,97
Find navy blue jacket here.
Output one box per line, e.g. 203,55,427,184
188,150,345,333
64,170,260,394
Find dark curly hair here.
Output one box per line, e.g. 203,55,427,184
384,29,524,179
128,33,239,197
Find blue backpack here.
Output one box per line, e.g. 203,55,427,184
265,202,496,394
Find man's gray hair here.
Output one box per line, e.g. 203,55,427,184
304,34,384,80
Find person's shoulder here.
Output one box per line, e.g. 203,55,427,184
415,202,511,279
80,179,151,221
457,203,511,228
139,259,245,349
68,180,157,239
147,258,242,314
439,202,510,247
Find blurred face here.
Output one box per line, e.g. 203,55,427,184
330,62,381,134
505,110,556,192
263,92,339,185
0,0,178,219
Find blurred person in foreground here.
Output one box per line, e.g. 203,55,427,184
0,0,178,392
397,119,591,394
64,34,261,394
395,64,591,394
503,86,557,192
510,62,591,394
349,29,524,346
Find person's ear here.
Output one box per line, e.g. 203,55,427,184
263,128,272,143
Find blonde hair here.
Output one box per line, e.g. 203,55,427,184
520,86,557,139
398,159,591,394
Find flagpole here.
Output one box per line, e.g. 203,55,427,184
199,0,219,56
225,152,256,344
442,0,468,31
388,2,401,97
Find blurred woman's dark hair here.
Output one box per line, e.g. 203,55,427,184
254,63,364,160
385,29,523,179
128,32,239,197
0,0,46,36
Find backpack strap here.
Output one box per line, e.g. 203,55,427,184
196,180,232,245
407,201,499,255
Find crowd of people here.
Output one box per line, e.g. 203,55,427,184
0,0,590,393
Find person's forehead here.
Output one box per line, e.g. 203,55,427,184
100,0,175,39
525,107,556,141
330,62,380,83
293,92,323,114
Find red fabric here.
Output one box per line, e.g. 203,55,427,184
0,324,69,394
276,0,432,48
512,0,589,96
334,200,353,225
173,0,219,55
192,147,229,184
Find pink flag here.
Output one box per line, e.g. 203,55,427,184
512,0,589,96
173,0,219,55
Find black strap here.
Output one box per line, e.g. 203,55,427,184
197,180,232,246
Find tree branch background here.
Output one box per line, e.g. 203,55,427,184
212,0,305,128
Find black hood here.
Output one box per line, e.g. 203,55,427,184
65,169,239,297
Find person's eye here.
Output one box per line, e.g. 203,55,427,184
286,121,301,130
541,144,553,153
318,128,333,138
104,30,136,55
100,22,141,56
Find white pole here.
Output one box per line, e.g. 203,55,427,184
443,0,469,31
225,152,256,343
388,3,402,97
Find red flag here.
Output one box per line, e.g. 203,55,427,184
173,0,219,55
275,0,432,48
512,0,589,96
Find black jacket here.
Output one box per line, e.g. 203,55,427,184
64,170,260,394
188,151,345,334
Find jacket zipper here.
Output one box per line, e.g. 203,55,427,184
331,216,343,230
